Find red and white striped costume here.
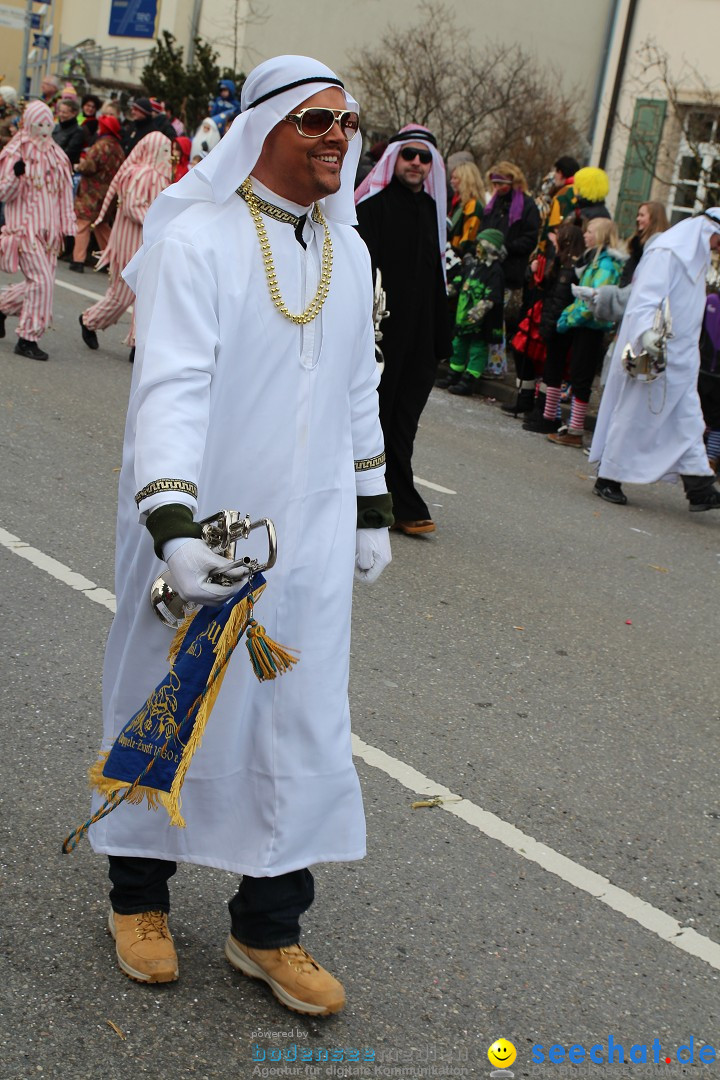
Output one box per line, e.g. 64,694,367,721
82,131,172,345
0,101,75,342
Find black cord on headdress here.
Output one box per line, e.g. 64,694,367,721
696,209,720,231
387,129,437,148
244,76,345,110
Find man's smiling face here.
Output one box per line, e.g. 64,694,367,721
253,86,350,205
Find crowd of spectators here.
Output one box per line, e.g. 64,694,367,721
1,76,719,482
0,75,242,359
419,144,720,496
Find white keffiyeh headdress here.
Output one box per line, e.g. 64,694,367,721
124,55,361,289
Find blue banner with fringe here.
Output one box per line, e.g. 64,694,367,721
62,572,299,852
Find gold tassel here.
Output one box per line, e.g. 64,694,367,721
166,592,257,826
245,619,299,681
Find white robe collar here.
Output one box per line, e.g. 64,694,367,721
248,177,313,219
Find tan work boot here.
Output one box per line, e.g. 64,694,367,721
224,934,345,1015
108,909,179,984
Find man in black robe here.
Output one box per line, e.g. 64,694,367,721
356,127,451,535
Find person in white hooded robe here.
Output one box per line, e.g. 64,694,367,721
589,208,720,510
88,55,392,1016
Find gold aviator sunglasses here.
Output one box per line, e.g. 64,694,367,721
284,107,359,140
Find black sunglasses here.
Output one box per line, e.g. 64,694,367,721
284,108,359,140
399,146,432,165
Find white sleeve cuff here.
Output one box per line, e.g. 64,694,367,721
355,467,388,497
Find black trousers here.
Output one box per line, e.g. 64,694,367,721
543,331,572,388
378,357,436,522
108,856,314,949
568,326,607,404
699,372,720,429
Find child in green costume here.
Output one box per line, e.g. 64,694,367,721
437,228,506,396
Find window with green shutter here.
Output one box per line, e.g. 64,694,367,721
615,99,668,236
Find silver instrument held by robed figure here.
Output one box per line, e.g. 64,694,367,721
622,297,673,382
150,510,278,629
372,269,390,373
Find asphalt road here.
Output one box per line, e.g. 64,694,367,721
1,262,719,1079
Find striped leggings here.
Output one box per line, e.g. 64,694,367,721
82,272,135,343
0,245,56,341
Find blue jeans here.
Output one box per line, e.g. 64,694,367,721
108,856,314,948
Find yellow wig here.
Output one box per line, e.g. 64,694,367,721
573,167,610,203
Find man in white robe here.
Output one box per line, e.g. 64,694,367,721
88,55,392,1015
590,208,720,510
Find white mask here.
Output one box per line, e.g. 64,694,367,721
30,118,53,140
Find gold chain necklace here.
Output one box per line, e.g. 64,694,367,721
238,177,333,326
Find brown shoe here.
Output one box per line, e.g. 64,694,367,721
224,934,345,1015
547,430,583,448
108,909,179,984
391,519,436,535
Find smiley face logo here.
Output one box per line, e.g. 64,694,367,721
488,1039,517,1069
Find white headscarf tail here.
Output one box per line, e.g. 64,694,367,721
646,207,720,283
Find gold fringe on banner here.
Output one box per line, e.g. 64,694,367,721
65,580,302,852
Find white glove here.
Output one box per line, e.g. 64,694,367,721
354,528,391,584
571,284,597,302
165,538,250,606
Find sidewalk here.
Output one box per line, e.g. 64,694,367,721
453,369,602,432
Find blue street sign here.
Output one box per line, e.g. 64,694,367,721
30,13,42,28
108,0,157,38
33,32,51,48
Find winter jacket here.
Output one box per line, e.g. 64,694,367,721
80,116,99,147
52,118,86,165
73,133,125,221
538,256,580,340
122,114,155,156
211,79,240,135
451,254,504,339
557,246,625,332
572,196,611,223
545,182,575,234
619,234,643,288
482,190,541,289
449,197,483,257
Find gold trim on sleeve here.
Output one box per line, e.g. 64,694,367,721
354,453,386,472
134,479,199,507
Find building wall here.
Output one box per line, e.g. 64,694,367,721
591,0,720,218
232,0,615,127
1,0,615,126
0,0,39,94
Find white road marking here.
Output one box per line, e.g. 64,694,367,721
3,522,719,972
414,476,457,494
54,277,110,303
352,736,720,971
0,527,116,612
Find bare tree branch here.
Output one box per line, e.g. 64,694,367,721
348,1,584,187
615,38,720,190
